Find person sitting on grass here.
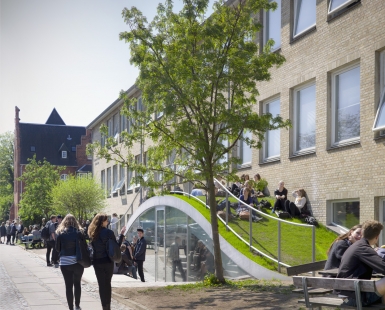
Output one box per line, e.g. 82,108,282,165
236,188,262,223
285,188,307,217
337,220,385,307
271,181,287,214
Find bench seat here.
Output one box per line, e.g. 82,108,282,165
292,288,333,294
298,297,385,309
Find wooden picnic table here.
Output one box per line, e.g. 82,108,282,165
318,268,385,278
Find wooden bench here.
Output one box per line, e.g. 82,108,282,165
287,260,333,295
293,276,385,310
22,234,43,250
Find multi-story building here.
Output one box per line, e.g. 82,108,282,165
13,107,92,219
88,0,385,241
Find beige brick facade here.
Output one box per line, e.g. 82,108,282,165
88,0,385,232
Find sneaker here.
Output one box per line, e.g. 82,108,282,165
75,306,82,310
47,264,53,267
54,264,59,268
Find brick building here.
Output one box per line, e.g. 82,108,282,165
88,0,385,240
12,106,92,219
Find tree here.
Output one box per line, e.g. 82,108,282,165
90,0,290,283
19,155,63,222
0,132,14,221
52,174,106,221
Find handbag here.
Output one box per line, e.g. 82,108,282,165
76,232,92,268
106,237,122,263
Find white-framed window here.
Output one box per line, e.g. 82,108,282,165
293,82,316,153
293,0,316,38
328,0,358,15
264,0,281,51
238,131,252,167
62,151,67,159
106,167,111,197
331,63,360,146
113,165,125,194
101,170,105,192
331,200,360,229
263,97,280,160
112,165,118,194
373,51,385,135
113,113,119,140
379,198,385,245
60,174,69,181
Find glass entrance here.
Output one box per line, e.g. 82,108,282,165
155,206,165,281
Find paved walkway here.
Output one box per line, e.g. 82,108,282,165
0,244,139,310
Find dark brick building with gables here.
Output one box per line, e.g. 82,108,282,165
12,106,92,219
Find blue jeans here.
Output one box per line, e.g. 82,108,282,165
343,292,382,307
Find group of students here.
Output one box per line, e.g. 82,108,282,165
324,220,385,307
43,213,146,310
0,220,25,245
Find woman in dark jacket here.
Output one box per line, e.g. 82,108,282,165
88,213,126,310
324,224,362,270
55,214,86,310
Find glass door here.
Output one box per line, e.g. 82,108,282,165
155,206,165,282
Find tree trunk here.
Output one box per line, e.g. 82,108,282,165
207,177,225,283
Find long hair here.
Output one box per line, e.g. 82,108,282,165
56,214,81,234
327,224,362,254
88,213,108,241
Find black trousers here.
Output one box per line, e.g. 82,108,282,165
135,260,145,282
60,263,84,310
272,199,286,212
51,242,59,264
94,262,114,306
6,234,11,244
286,201,301,216
46,240,55,264
172,260,186,282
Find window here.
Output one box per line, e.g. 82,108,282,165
120,111,127,142
379,199,385,245
373,51,385,134
108,118,113,137
30,146,35,152
264,0,281,51
134,155,141,188
293,0,316,38
263,98,280,160
101,170,105,193
62,151,67,159
218,138,228,164
238,131,252,167
101,122,106,147
155,109,164,119
293,83,316,153
112,165,118,194
113,165,125,194
71,147,76,152
127,169,134,192
332,200,360,229
60,174,69,181
106,167,111,197
331,64,360,146
328,0,358,15
113,113,119,140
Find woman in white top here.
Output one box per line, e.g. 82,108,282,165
286,188,307,216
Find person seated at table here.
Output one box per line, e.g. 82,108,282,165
285,189,308,217
271,181,287,214
324,224,362,270
337,220,385,307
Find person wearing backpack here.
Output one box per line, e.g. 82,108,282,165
55,214,86,310
88,213,126,310
45,215,57,266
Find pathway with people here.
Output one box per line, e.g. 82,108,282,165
0,243,144,310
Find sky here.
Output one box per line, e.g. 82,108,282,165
0,0,214,134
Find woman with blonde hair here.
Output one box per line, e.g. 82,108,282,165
324,224,362,270
88,213,126,310
55,214,86,310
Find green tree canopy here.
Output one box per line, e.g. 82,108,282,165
52,174,106,221
90,0,290,282
0,132,14,222
19,155,63,222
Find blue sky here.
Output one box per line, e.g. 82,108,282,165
0,0,213,133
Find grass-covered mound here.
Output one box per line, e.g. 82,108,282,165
171,194,336,272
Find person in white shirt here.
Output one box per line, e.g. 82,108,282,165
286,188,307,216
110,213,119,237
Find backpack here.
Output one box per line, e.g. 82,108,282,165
41,222,50,240
305,216,318,226
239,211,250,220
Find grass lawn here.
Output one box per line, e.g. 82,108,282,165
171,194,337,272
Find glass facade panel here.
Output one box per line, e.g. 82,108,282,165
265,0,281,50
332,201,360,228
294,0,316,37
127,205,250,282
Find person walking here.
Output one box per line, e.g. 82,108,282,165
88,213,126,310
46,215,57,266
5,220,11,245
10,220,17,245
51,215,62,267
0,222,6,244
133,227,147,282
169,236,186,282
55,214,86,310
